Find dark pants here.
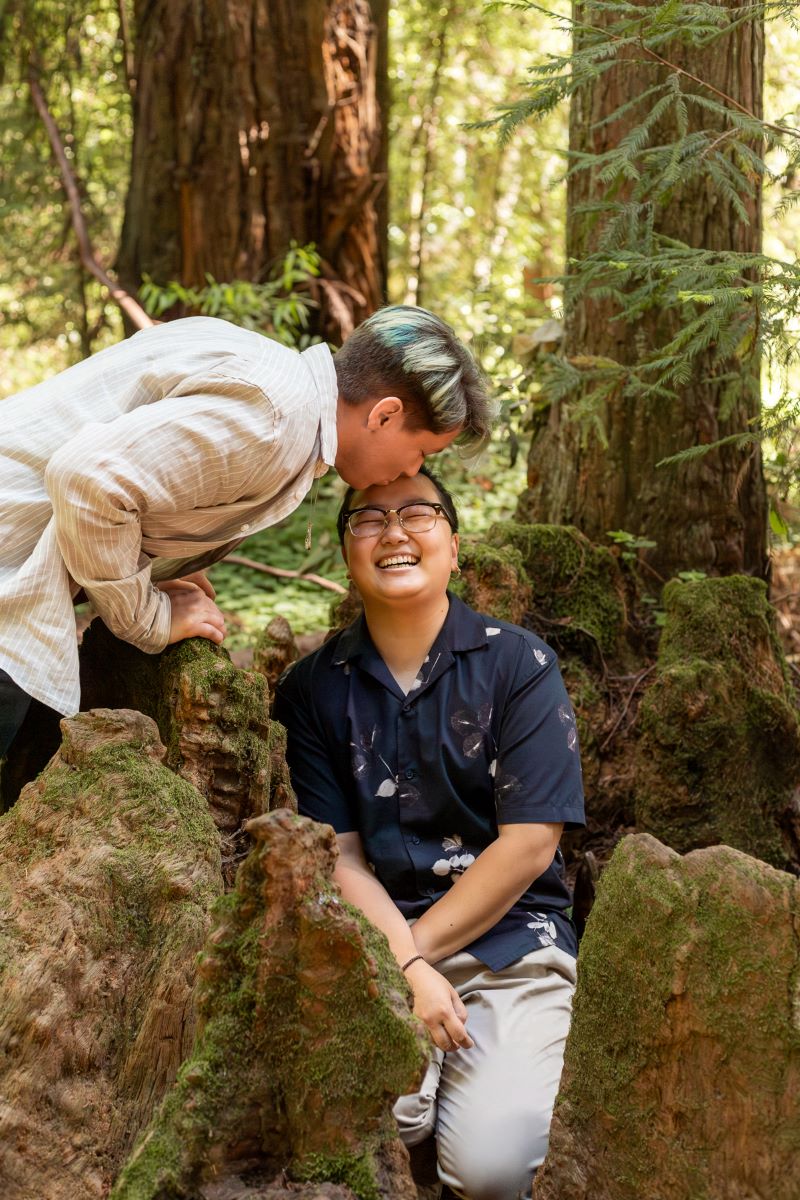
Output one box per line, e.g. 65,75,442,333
0,670,32,757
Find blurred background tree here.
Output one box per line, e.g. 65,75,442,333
118,0,388,343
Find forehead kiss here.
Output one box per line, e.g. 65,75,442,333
347,473,443,514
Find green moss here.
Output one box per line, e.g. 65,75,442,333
486,521,626,656
559,836,800,1195
80,623,270,786
450,538,532,624
294,1148,381,1200
636,577,800,866
657,577,787,681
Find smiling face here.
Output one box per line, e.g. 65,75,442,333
342,475,459,611
334,395,460,489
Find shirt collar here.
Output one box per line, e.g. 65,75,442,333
301,343,338,474
332,593,489,668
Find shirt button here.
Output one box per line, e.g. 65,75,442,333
423,886,436,897
404,768,416,780
240,523,251,531
411,836,420,845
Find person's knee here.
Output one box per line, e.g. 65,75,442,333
439,1106,552,1200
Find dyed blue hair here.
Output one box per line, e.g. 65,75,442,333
333,305,494,455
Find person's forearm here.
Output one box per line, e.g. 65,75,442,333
334,861,418,966
411,833,558,964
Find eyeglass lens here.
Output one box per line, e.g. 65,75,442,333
348,503,440,537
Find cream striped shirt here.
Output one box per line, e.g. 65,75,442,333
0,317,338,716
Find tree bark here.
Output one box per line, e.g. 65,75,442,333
520,0,768,582
117,0,387,342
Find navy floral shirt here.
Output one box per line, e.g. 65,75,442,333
273,594,585,971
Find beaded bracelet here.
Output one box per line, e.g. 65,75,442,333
401,953,425,972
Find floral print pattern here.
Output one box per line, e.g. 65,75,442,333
432,833,477,879
527,913,558,947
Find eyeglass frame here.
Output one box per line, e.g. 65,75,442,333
342,501,454,539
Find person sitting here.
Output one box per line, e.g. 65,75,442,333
274,466,585,1200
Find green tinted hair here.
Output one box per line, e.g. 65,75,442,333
333,305,494,456
336,464,460,544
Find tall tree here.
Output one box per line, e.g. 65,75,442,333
511,0,782,582
117,0,388,341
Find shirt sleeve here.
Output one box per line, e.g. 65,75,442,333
42,374,279,653
493,638,585,828
273,664,358,834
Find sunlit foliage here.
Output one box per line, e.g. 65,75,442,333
0,1,131,390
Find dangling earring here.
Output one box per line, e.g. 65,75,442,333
451,564,461,577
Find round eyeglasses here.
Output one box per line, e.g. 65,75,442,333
344,502,451,539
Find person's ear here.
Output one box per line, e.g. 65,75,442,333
365,396,404,431
450,532,460,570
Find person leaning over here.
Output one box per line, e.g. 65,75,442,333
0,306,491,758
274,467,585,1200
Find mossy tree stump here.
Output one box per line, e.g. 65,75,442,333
0,709,223,1200
485,522,628,661
635,577,800,869
77,619,293,882
112,810,428,1200
534,833,800,1200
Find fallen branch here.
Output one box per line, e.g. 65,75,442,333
27,68,153,331
223,553,348,595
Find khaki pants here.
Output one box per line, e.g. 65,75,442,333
394,944,576,1200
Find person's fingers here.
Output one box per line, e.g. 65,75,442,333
159,578,200,594
184,570,216,598
441,1010,473,1051
195,622,225,644
451,991,468,1023
167,589,226,644
430,1023,472,1053
431,1025,455,1052
199,606,225,631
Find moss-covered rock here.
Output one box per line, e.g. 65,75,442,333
534,834,800,1200
0,709,222,1200
635,576,800,868
448,536,532,625
485,522,626,658
111,810,427,1200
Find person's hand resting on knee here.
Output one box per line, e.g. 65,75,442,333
405,958,474,1053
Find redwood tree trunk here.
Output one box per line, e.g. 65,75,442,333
117,0,388,342
520,0,768,582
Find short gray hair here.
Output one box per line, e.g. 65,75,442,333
333,305,495,455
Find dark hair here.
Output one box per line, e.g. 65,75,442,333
333,305,494,456
336,465,460,544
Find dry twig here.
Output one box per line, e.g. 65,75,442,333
223,553,347,596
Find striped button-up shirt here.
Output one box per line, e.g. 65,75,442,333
0,317,338,716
